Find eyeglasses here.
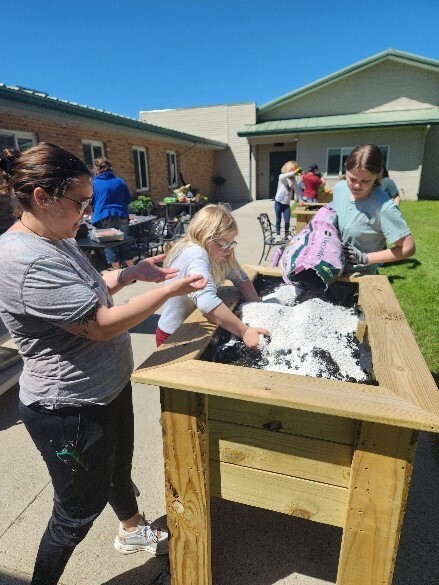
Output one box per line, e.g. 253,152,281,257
62,195,93,214
213,239,237,251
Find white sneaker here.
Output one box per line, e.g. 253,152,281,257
114,518,169,555
275,235,283,243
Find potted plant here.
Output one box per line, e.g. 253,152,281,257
128,195,155,216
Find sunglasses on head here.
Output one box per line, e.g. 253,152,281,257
213,239,237,251
62,195,92,214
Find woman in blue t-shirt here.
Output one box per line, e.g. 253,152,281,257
331,144,415,274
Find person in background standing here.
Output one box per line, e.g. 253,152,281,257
380,166,401,205
274,160,300,242
301,164,325,204
91,157,134,270
331,144,414,274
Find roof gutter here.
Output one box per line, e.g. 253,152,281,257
238,120,439,138
0,86,227,150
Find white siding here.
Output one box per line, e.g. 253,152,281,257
140,105,230,142
141,103,256,202
295,126,424,199
260,61,439,121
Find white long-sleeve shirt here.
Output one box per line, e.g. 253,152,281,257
158,244,247,334
274,171,298,205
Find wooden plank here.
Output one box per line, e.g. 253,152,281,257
355,318,367,343
337,422,416,585
209,419,353,488
209,395,357,445
133,359,439,432
243,264,283,278
358,276,439,415
160,388,211,585
210,460,348,527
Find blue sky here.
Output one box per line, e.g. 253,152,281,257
5,0,439,119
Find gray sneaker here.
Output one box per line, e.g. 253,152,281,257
114,522,169,555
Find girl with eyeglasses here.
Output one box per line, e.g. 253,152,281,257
0,143,207,585
156,203,270,349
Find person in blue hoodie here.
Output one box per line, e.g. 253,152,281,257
91,157,134,270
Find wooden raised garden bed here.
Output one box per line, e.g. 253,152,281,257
132,265,439,585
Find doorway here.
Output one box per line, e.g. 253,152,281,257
269,151,296,198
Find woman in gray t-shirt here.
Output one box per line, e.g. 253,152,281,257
0,143,206,584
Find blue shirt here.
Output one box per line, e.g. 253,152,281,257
331,180,411,273
91,171,131,224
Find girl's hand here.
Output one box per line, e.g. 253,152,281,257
129,254,179,282
242,327,270,351
168,274,208,297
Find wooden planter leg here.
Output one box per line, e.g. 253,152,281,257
160,388,212,585
337,422,417,585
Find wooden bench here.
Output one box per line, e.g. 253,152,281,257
132,266,439,585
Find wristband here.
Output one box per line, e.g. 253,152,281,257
117,268,134,286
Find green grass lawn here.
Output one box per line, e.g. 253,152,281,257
378,201,438,384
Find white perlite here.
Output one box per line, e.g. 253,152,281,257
238,285,368,382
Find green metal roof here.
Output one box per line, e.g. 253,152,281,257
238,108,439,137
0,84,227,150
258,49,439,115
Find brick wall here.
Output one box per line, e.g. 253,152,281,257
0,107,216,204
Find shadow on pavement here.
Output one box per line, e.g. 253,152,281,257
101,557,169,585
0,571,30,584
129,314,160,335
393,431,439,585
0,385,21,432
211,498,341,584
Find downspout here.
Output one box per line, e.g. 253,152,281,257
248,144,253,202
418,124,431,199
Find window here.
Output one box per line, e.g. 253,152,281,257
0,130,35,152
379,146,389,167
327,145,390,175
133,147,149,191
167,151,178,188
82,140,105,169
327,147,355,175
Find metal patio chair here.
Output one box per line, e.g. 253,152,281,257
257,213,280,264
162,214,186,252
133,217,166,260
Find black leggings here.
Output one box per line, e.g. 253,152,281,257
19,383,138,585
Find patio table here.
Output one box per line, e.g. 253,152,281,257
158,201,205,220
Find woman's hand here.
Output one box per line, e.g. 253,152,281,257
127,254,179,283
242,327,270,351
167,274,208,297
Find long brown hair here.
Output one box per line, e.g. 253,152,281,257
0,142,91,216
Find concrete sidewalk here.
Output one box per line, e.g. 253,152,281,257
1,200,438,585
